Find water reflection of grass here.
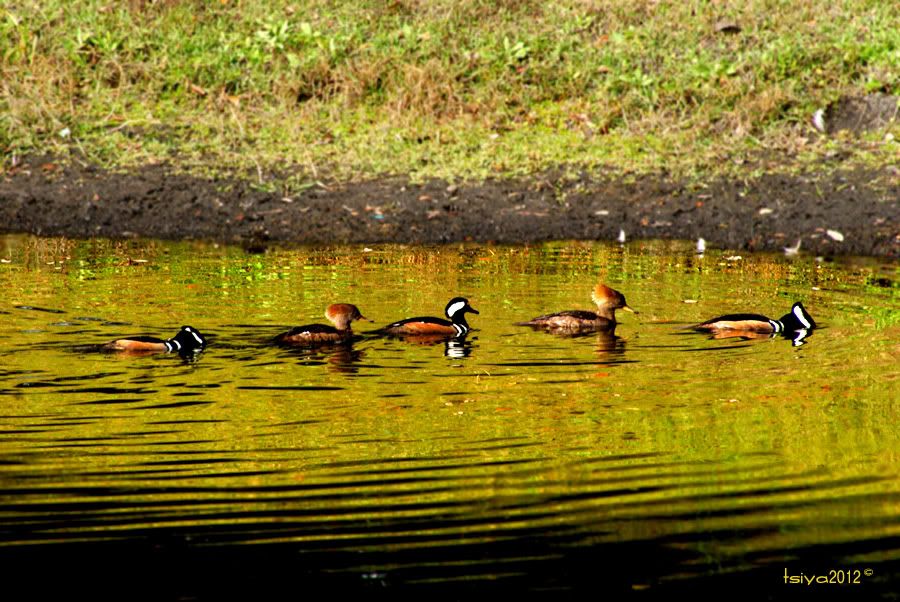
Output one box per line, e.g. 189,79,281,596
2,237,899,594
2,236,900,598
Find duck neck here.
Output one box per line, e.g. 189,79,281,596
778,312,805,332
594,306,617,322
451,313,469,328
331,316,353,332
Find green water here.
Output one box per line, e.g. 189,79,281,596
0,235,897,597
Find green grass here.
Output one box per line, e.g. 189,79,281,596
1,0,898,182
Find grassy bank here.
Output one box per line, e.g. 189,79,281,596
2,0,898,185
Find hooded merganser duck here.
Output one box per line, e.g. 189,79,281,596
103,325,206,354
380,297,479,338
274,303,370,346
517,284,636,331
693,301,816,335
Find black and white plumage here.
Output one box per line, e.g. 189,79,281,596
380,297,479,338
693,302,816,337
103,325,207,355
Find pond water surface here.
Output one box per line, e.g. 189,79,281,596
0,235,898,599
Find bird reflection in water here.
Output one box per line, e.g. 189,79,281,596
280,340,366,374
705,328,813,347
520,321,628,363
378,331,476,359
445,336,474,359
592,330,626,359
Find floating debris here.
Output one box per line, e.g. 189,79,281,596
758,207,773,215
696,238,706,254
725,255,742,261
683,299,698,304
594,209,610,216
783,239,802,256
826,229,845,242
617,229,626,244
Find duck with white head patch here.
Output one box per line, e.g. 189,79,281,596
379,297,479,339
693,301,816,341
103,325,207,356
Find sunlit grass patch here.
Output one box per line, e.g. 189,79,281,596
1,0,898,181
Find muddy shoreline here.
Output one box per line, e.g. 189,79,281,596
1,157,897,257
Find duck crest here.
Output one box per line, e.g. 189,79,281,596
445,297,478,333
590,284,634,322
780,302,816,331
325,303,369,331
445,297,471,320
167,325,207,353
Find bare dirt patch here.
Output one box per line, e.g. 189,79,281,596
1,157,897,257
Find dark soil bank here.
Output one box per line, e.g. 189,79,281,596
1,157,898,257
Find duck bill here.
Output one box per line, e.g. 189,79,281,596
622,305,637,314
466,306,480,315
358,315,374,322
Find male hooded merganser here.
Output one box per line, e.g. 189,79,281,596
693,301,816,335
380,297,478,338
274,303,370,346
103,325,206,355
517,284,636,331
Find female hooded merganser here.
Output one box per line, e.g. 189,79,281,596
274,303,370,346
103,325,206,355
380,297,479,338
693,301,816,336
517,284,636,331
